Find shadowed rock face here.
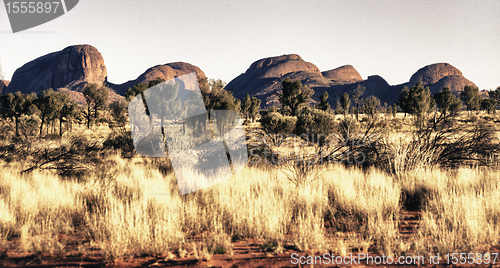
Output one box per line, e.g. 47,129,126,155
322,65,362,84
109,62,206,96
5,45,108,95
0,80,9,95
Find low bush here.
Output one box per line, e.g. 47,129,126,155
259,112,296,135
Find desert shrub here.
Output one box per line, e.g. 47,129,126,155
282,154,325,187
18,114,41,138
315,117,386,168
102,127,136,158
469,114,479,123
246,128,291,166
295,108,336,146
21,135,107,178
380,114,500,175
259,112,296,135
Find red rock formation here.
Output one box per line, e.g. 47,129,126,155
6,45,108,95
322,65,362,84
110,62,206,96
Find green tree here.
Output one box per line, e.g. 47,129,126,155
52,91,70,135
249,96,261,122
83,84,110,128
350,84,365,121
480,98,497,114
397,86,412,117
59,99,79,135
362,96,381,119
339,92,351,116
276,78,314,116
433,87,462,118
398,82,435,127
204,79,241,134
386,103,393,117
36,89,66,135
488,86,500,111
0,91,38,136
488,86,500,102
460,85,481,113
317,91,331,111
241,93,252,121
109,100,129,127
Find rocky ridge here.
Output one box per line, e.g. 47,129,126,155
3,46,482,108
225,55,479,107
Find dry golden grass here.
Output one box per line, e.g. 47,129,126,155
1,111,500,261
1,151,499,259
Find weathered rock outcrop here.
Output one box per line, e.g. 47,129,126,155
226,54,327,106
408,63,477,95
226,54,480,108
322,65,362,84
3,45,207,104
5,45,108,95
226,54,402,107
109,62,206,96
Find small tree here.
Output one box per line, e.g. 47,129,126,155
362,96,381,119
397,86,412,117
37,88,61,135
350,84,365,121
434,87,462,118
480,98,497,114
488,86,500,105
59,99,79,135
317,91,331,111
276,78,314,116
249,97,261,122
241,93,252,121
460,85,481,113
487,86,500,112
0,91,38,136
398,82,435,127
339,92,351,116
206,79,241,134
109,100,129,127
83,84,110,128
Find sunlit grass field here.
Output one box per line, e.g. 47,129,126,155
1,112,500,263
1,153,500,260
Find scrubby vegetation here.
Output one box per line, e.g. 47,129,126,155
1,78,500,264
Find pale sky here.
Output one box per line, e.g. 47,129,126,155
1,0,499,90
